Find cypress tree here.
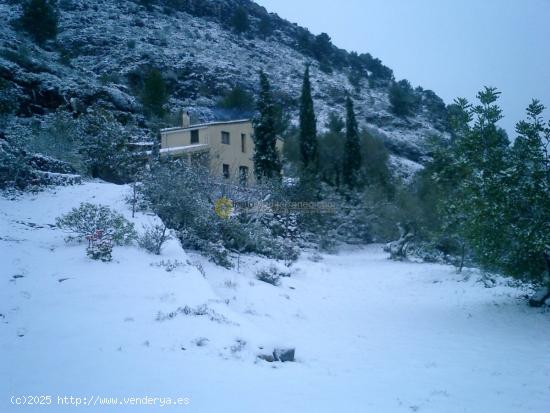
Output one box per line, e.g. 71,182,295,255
253,71,281,182
342,96,362,188
299,64,318,170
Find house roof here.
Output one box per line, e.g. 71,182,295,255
160,118,285,141
161,119,251,133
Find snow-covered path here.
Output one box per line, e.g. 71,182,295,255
1,182,549,412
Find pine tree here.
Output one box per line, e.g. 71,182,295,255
342,96,362,188
253,71,282,182
141,68,168,118
19,0,58,45
299,64,318,170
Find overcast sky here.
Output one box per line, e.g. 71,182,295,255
256,0,550,136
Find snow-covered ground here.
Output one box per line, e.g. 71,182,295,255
1,182,549,412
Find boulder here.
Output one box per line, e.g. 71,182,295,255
273,348,295,362
99,86,137,112
69,97,86,114
528,287,550,307
257,354,275,362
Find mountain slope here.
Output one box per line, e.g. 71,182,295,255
0,0,449,174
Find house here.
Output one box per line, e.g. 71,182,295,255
159,112,283,186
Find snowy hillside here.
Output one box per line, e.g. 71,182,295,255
1,181,549,412
0,0,448,170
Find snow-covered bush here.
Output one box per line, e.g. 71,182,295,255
56,203,136,245
178,229,232,268
318,230,338,253
85,230,113,262
28,111,85,174
138,223,171,255
253,230,300,262
76,109,139,183
201,240,232,269
265,212,299,241
224,279,238,289
1,111,139,189
140,160,300,267
150,259,185,272
0,138,34,190
256,265,283,286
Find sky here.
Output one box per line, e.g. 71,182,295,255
256,0,550,136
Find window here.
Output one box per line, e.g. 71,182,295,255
190,129,199,144
222,164,230,179
221,131,230,145
239,166,249,186
241,133,246,153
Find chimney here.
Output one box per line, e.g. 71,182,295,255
182,111,190,128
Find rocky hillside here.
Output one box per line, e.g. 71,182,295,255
0,0,450,174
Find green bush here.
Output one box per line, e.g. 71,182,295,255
75,109,137,182
18,0,58,45
141,68,168,118
0,79,17,115
56,203,137,245
218,85,255,111
31,111,85,173
231,7,249,34
0,139,34,190
389,79,419,117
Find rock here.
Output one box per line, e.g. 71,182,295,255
257,354,275,362
193,337,209,347
69,97,86,114
99,86,137,112
273,348,295,362
528,287,550,307
386,223,415,261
